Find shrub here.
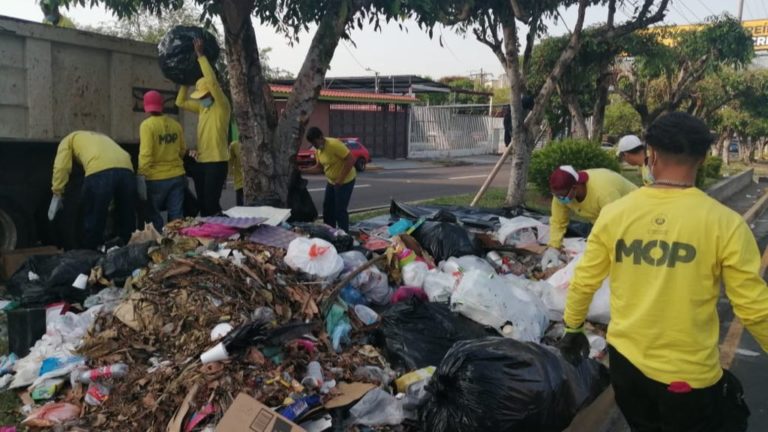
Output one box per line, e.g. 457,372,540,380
695,155,724,187
529,138,622,194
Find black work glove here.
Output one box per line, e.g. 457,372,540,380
558,325,590,365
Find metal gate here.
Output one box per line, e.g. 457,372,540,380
408,105,504,158
329,103,409,159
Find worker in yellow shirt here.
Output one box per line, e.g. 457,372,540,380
139,90,187,231
617,134,654,186
305,127,356,231
541,166,637,268
40,0,76,29
49,131,136,249
175,38,230,216
560,112,766,431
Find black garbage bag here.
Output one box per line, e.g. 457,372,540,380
8,250,102,306
292,223,353,252
287,170,318,223
373,301,497,370
99,241,153,282
412,221,479,262
158,26,220,85
420,337,610,432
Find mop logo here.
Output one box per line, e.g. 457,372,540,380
158,132,179,144
615,239,696,267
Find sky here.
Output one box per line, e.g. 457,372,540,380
0,0,762,79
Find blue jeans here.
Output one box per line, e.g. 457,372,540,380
81,168,137,249
323,179,355,232
146,175,186,231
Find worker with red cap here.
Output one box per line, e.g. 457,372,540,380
175,38,231,216
139,90,187,230
541,165,637,268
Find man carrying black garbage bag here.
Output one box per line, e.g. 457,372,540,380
559,112,768,431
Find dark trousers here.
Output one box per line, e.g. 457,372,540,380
191,161,228,216
146,175,186,231
81,168,137,249
323,179,355,232
609,345,749,432
235,188,244,206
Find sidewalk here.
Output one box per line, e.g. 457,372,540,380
368,154,502,170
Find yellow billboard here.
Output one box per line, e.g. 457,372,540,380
651,19,768,52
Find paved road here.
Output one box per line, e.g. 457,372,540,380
221,163,511,212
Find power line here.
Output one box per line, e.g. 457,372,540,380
678,0,702,22
745,0,756,19
341,41,368,72
693,0,716,17
670,2,694,24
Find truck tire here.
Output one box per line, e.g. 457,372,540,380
0,200,30,250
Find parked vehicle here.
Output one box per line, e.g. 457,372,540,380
297,137,372,172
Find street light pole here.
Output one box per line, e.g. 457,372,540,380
738,0,744,21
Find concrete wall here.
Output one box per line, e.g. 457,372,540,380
707,168,754,202
275,100,330,147
0,15,195,146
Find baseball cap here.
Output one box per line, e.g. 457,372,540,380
549,165,589,191
616,135,643,155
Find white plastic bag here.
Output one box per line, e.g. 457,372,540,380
402,261,429,288
444,255,496,276
543,252,611,324
423,270,456,303
340,251,391,305
349,388,405,426
285,237,344,280
496,216,550,246
451,270,549,342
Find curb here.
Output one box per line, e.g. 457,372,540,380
707,169,754,202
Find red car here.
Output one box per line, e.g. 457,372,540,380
297,137,372,172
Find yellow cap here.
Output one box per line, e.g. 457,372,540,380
190,77,211,99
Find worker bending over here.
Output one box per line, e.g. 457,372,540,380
617,134,653,186
176,38,230,216
560,112,767,431
40,0,75,28
139,90,187,231
49,131,136,249
305,127,357,232
541,166,636,268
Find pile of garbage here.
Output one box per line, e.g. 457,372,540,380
0,201,611,430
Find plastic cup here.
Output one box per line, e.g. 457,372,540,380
200,342,229,364
210,323,233,341
354,304,379,326
72,274,88,290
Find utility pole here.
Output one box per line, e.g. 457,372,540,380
738,0,744,21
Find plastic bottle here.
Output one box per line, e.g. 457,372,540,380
301,361,324,389
77,363,128,384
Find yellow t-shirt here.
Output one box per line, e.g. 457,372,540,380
229,140,244,190
565,187,768,388
317,137,356,185
138,115,186,181
548,168,637,248
175,57,230,163
43,15,75,29
51,131,133,195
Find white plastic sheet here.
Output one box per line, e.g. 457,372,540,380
451,270,549,342
423,270,456,303
402,262,429,288
543,253,611,324
496,216,550,246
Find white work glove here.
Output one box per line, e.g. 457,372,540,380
136,176,147,201
541,247,564,269
48,195,63,221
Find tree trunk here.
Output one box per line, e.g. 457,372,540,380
220,0,280,204
273,1,350,201
722,130,732,165
591,67,612,141
561,91,588,139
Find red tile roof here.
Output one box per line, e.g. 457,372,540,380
270,84,417,104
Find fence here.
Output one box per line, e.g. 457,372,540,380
408,105,505,158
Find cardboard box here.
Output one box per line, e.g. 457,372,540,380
216,393,306,432
0,246,61,281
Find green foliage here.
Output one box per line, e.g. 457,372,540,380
529,138,621,193
695,156,724,187
603,98,642,139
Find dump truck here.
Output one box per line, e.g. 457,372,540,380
0,15,195,250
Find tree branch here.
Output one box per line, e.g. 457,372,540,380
594,0,670,41
509,0,531,23
521,14,539,83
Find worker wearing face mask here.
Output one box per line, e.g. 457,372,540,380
176,38,231,216
617,134,654,186
40,0,75,29
541,165,637,268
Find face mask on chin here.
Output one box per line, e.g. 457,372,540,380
200,97,213,108
557,196,573,205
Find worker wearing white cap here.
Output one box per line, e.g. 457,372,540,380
617,135,653,186
176,38,231,216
